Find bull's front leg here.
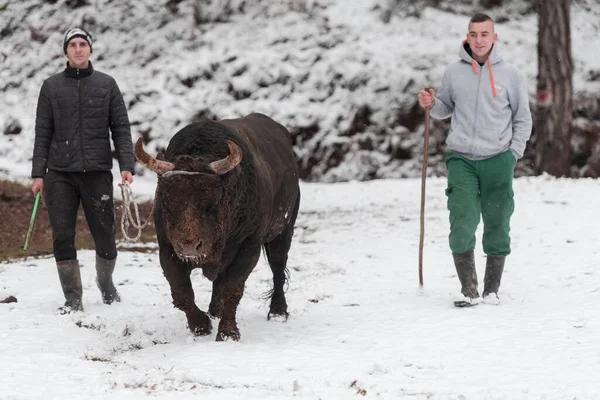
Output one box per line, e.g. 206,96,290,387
208,279,224,319
215,238,262,342
160,247,212,336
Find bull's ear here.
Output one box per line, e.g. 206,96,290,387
157,152,165,161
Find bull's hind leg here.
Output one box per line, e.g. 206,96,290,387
160,248,212,336
265,191,300,320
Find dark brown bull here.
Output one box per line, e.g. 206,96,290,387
135,113,300,341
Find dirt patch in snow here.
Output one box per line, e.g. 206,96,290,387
0,180,156,263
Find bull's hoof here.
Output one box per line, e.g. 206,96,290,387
187,311,212,336
217,331,241,342
268,297,288,320
215,328,241,342
268,310,289,321
190,324,212,336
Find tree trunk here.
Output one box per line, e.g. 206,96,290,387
535,0,573,177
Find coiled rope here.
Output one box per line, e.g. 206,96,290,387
119,182,155,242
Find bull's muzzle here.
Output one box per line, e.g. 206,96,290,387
173,238,205,261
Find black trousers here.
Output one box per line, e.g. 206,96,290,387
44,170,117,262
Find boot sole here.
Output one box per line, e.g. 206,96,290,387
453,300,478,308
481,296,500,306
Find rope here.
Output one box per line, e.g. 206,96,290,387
120,181,155,242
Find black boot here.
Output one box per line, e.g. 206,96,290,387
56,260,83,313
452,249,480,307
483,256,505,302
96,255,121,304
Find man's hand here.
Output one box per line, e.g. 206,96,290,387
418,88,436,108
31,178,44,198
121,170,133,185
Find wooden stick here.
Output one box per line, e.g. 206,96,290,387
419,87,433,287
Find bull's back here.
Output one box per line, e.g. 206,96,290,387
221,113,297,181
221,113,299,239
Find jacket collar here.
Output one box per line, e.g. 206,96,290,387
64,61,94,79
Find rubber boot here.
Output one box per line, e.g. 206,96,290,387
482,256,505,303
452,249,479,307
56,259,83,313
96,255,121,304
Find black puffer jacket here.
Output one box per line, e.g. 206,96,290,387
32,62,134,178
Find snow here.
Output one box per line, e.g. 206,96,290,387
1,1,600,398
1,0,600,181
2,175,600,399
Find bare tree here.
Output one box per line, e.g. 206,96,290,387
535,0,573,176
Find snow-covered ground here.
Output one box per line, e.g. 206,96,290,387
2,176,599,399
1,1,600,397
1,0,600,181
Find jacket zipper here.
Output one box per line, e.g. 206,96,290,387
77,72,87,172
470,64,483,159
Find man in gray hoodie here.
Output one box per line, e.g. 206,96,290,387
418,13,532,307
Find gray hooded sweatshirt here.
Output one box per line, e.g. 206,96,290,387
430,42,532,160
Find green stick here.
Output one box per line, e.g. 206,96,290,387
23,191,41,251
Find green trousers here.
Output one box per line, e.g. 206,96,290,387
444,151,516,256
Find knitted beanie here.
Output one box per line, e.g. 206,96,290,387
63,27,93,54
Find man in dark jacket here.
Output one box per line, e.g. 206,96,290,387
31,27,135,313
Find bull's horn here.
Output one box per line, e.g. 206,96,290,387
134,137,175,175
209,140,242,175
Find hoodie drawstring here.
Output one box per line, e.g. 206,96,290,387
487,58,497,97
470,59,497,98
471,60,478,74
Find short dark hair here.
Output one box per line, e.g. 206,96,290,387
470,13,494,24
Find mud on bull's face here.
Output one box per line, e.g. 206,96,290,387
157,173,226,263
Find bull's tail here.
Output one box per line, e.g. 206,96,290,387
260,271,290,301
260,244,290,301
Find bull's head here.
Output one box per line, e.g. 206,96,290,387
134,138,242,263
